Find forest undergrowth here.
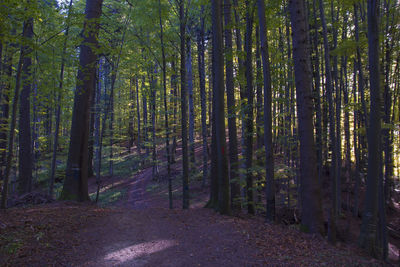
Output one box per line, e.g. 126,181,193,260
1,141,397,266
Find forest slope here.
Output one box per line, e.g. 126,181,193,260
0,160,385,267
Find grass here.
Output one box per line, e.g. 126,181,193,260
89,187,128,206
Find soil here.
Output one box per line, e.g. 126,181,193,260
0,142,397,266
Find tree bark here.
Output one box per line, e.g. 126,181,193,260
180,0,189,209
49,0,74,197
18,17,34,195
319,0,338,243
197,7,208,188
257,0,275,222
212,0,230,215
186,36,195,165
0,42,24,209
359,0,385,259
60,0,103,201
224,0,240,210
244,0,255,215
289,0,324,234
158,0,172,209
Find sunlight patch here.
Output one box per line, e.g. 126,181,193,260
104,240,176,264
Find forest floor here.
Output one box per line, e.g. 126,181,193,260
0,143,398,266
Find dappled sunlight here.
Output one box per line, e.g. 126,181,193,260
104,239,176,264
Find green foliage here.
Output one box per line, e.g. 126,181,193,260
90,187,127,206
0,235,22,255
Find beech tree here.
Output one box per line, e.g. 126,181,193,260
289,0,324,234
60,0,103,201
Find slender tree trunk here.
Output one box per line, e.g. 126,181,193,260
233,0,246,202
331,0,342,215
109,69,114,178
382,0,393,207
244,0,255,215
60,0,103,201
311,0,323,184
289,0,324,234
0,44,24,209
49,0,74,198
136,77,141,157
18,17,34,195
198,7,208,188
353,61,361,218
319,0,338,243
94,60,102,202
171,58,177,163
255,28,263,205
128,77,134,153
0,40,13,180
359,0,385,259
186,37,195,165
180,0,189,209
143,84,149,158
88,90,95,178
257,0,275,222
354,4,369,132
150,66,159,179
211,0,230,215
224,0,240,210
158,0,172,208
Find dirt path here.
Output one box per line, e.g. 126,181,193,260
75,165,262,267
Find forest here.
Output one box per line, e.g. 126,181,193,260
0,0,399,265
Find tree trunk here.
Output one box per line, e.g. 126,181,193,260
171,58,177,163
136,77,141,157
180,0,189,209
49,0,74,197
109,69,114,178
18,17,34,195
128,77,134,154
244,0,255,215
88,81,95,178
257,0,275,222
289,0,324,234
319,0,338,243
158,0,172,209
311,0,323,184
197,7,208,188
382,0,394,208
223,0,240,210
359,0,385,259
143,80,149,158
211,0,230,215
0,40,13,180
186,36,195,165
150,66,159,179
0,42,24,209
60,0,103,201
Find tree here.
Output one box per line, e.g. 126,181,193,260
212,0,230,215
359,0,386,259
257,0,275,222
49,0,74,198
18,15,34,195
60,0,103,201
224,0,240,211
179,0,189,209
318,0,338,243
197,5,208,189
0,36,24,209
289,0,324,234
244,0,255,215
158,0,172,209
